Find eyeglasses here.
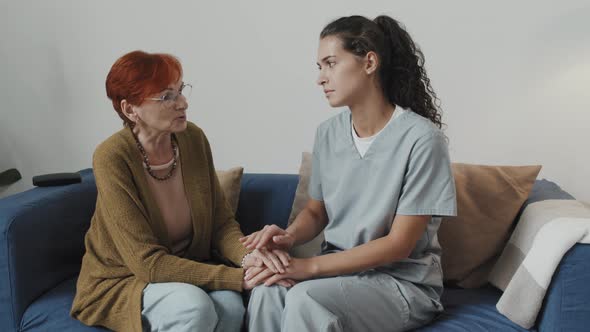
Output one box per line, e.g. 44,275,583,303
145,83,192,106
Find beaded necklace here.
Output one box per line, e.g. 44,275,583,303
133,134,178,181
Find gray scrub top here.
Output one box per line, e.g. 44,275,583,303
309,109,457,292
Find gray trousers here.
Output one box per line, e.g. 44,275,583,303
246,270,442,332
141,282,245,332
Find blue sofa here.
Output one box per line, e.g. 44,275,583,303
1,169,589,331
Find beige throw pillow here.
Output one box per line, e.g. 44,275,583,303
439,163,542,288
216,167,244,215
288,152,325,258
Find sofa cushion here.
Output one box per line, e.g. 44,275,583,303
417,286,534,332
216,167,244,214
439,164,541,288
20,277,108,331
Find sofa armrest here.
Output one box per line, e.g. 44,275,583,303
0,169,96,332
537,243,590,331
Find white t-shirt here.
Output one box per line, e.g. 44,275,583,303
352,106,407,158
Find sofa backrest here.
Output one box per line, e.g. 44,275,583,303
236,173,299,235
512,178,575,227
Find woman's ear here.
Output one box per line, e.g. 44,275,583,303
120,100,137,124
365,51,379,75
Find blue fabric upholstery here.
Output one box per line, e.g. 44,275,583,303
514,179,575,224
0,169,96,332
526,179,575,204
418,286,535,332
1,173,589,331
537,243,590,332
20,277,107,331
236,173,298,235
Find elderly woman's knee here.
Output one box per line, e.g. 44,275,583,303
146,283,219,331
176,285,217,315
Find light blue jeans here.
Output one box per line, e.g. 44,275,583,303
141,282,245,332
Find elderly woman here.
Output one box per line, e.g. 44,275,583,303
70,50,291,332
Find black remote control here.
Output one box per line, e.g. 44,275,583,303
32,172,82,187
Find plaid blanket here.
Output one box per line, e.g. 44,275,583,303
488,199,590,328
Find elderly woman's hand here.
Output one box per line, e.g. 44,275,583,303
242,248,291,274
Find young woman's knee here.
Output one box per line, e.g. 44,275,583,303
284,282,315,309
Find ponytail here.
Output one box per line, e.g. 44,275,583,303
321,15,443,129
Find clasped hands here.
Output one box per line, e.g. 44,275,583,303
239,225,316,290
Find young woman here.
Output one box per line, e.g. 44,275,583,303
241,15,457,331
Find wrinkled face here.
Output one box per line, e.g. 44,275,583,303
316,36,369,108
131,79,188,133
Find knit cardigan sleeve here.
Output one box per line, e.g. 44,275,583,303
93,143,244,291
201,135,252,266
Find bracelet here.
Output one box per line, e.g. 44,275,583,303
241,252,253,269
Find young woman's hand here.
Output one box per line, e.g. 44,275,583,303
259,258,318,286
242,267,298,290
240,224,296,251
243,248,291,273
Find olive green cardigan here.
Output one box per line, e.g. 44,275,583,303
71,122,249,331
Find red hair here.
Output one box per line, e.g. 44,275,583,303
106,50,182,126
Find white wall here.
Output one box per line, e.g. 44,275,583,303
1,0,589,200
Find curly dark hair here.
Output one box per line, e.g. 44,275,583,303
320,15,443,129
